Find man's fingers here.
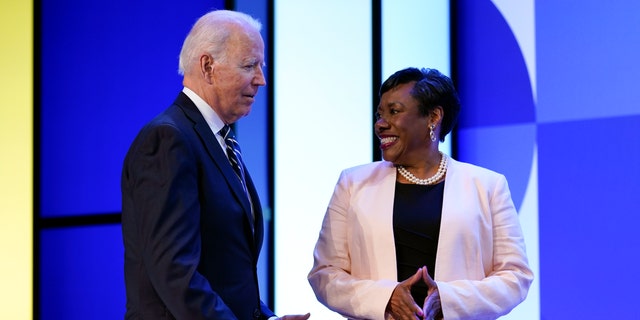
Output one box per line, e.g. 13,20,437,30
279,313,311,320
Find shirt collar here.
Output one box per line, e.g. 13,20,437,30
182,87,225,135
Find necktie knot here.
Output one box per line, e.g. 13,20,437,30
221,125,242,154
220,125,230,138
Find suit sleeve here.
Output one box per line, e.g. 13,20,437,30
436,175,534,320
308,170,398,320
124,123,238,319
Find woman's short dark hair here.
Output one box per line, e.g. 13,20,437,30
379,67,460,142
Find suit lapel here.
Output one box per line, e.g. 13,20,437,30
174,93,255,230
245,173,263,254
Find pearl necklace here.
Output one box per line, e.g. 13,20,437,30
397,152,448,185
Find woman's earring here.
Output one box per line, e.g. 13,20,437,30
429,124,437,142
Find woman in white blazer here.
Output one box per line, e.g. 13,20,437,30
308,68,533,320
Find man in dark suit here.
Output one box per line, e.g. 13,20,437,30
121,10,310,320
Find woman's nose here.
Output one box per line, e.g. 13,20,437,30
374,117,388,131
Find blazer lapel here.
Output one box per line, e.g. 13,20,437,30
354,161,399,281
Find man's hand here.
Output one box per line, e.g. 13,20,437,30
278,312,311,320
385,267,425,319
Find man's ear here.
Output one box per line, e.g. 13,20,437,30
200,54,214,83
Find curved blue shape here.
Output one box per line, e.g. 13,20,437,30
454,0,536,210
456,0,535,128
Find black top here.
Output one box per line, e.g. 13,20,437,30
393,180,445,304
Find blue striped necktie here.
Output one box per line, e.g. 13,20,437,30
220,125,255,231
220,125,247,188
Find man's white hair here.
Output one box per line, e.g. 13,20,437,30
178,10,262,76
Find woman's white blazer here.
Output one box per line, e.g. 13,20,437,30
308,158,533,320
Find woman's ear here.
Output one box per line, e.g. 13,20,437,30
430,106,444,126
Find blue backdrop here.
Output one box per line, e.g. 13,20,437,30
536,1,640,318
38,0,224,318
455,0,640,318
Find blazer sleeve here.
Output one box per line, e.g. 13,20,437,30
436,174,533,320
123,123,238,319
308,169,398,320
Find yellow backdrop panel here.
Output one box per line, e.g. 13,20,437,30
0,0,34,318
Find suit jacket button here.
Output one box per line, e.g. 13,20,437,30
253,308,261,319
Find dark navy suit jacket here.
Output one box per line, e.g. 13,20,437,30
121,92,274,319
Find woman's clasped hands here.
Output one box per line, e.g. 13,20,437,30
386,266,443,320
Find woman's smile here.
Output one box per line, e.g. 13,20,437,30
379,136,398,149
